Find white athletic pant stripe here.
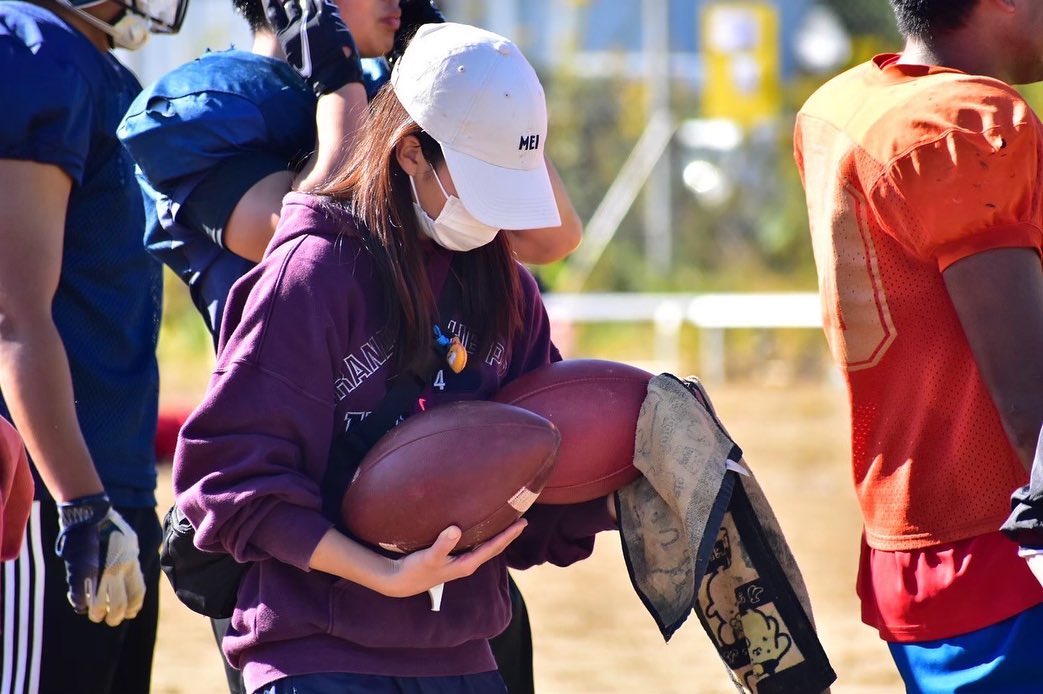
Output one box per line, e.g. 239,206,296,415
1,501,43,694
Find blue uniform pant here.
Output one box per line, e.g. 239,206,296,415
888,601,1043,693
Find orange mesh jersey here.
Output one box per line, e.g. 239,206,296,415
794,55,1043,551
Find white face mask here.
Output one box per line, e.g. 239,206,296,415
109,12,151,49
63,4,151,49
409,166,500,252
62,0,191,50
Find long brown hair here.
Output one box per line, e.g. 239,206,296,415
314,87,524,374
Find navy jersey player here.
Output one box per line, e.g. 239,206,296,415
0,0,187,691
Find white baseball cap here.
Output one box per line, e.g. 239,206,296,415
391,23,562,231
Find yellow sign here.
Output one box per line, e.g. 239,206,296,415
701,1,781,128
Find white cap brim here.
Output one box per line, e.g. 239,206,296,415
442,145,562,231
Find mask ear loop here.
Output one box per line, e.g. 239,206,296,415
429,163,452,200
408,163,449,215
407,174,424,207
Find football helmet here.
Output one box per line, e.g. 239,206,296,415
54,0,189,49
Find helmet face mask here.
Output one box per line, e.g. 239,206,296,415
125,0,189,34
55,0,190,48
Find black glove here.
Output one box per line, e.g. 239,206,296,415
55,493,146,626
388,0,445,67
265,0,364,96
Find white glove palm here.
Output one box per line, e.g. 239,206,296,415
88,509,146,625
56,496,147,627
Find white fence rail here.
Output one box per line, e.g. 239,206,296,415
543,292,823,382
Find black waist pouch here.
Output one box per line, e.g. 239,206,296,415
160,504,247,619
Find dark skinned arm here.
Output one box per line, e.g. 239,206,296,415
943,247,1043,470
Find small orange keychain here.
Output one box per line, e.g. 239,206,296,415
445,335,467,373
433,326,467,374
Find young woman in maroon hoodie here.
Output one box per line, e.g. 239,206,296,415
173,23,616,694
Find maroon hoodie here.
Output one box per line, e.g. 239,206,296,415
173,192,614,692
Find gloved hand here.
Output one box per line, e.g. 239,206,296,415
388,0,445,67
265,0,364,96
55,493,146,626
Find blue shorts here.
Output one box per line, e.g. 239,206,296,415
888,602,1043,693
257,671,507,694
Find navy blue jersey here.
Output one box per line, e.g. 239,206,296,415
119,50,391,338
0,2,161,506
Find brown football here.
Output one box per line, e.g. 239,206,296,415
492,359,652,504
341,400,560,553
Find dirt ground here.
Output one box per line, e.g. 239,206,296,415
149,383,904,694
